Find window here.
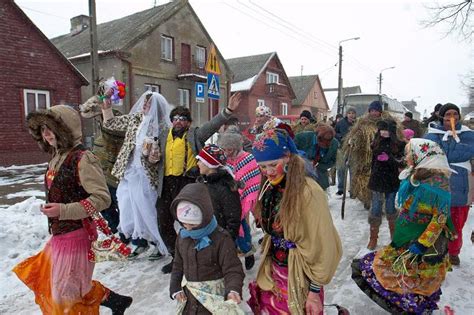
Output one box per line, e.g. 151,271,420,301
266,72,279,84
23,89,50,116
257,99,265,107
178,89,190,108
195,46,206,69
144,84,160,93
161,35,173,61
280,102,288,115
314,91,318,99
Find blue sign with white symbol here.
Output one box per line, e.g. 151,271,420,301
195,82,205,103
207,73,220,100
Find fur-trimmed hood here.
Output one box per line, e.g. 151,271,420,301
27,105,82,153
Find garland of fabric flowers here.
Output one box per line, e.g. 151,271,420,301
98,77,126,105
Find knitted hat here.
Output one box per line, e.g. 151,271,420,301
405,112,413,119
368,101,383,112
196,144,227,169
256,104,272,117
403,128,415,140
176,201,203,225
438,103,460,122
252,129,298,162
300,110,312,120
434,103,443,113
346,106,356,114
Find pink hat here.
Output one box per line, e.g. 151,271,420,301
403,128,415,140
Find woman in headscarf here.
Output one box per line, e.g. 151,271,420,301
13,105,132,314
352,138,456,314
101,91,172,259
248,129,342,315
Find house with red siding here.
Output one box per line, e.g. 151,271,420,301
226,52,296,131
288,74,329,121
0,0,88,166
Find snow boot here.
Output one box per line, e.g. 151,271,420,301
101,290,133,315
367,217,381,250
387,214,398,240
162,260,174,274
449,255,460,266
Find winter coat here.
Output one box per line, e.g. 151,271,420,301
335,116,354,143
102,110,161,189
402,119,424,138
368,137,405,193
170,183,244,315
197,170,242,239
151,109,233,197
314,138,339,190
425,122,474,206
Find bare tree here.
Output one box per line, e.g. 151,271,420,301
423,0,473,42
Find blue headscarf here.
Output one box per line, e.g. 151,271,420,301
179,216,218,251
252,129,299,162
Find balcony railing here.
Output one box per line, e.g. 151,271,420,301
266,83,287,97
178,60,207,81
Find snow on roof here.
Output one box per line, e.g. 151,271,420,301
464,111,474,120
231,75,257,92
68,50,112,60
177,73,207,80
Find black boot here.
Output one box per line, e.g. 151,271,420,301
245,255,255,270
161,260,173,274
101,290,133,315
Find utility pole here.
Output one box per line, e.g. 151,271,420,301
378,66,395,94
89,0,99,95
337,45,343,115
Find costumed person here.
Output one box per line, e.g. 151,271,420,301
367,119,406,250
403,128,415,142
101,91,172,260
170,183,245,315
425,103,474,265
402,112,424,138
218,130,262,270
335,107,357,196
155,93,242,274
352,138,456,314
248,129,342,314
245,103,294,141
292,110,314,134
195,144,242,240
13,105,132,314
422,103,443,128
342,100,402,209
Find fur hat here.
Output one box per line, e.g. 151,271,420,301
368,101,383,113
300,110,312,120
196,144,227,168
345,106,356,114
255,104,272,117
438,103,460,122
26,105,82,154
217,131,243,151
176,201,203,225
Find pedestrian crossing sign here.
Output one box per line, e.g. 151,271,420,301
207,73,220,100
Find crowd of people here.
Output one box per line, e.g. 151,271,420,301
12,89,473,314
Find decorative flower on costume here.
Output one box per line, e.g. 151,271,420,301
252,129,298,162
98,77,126,105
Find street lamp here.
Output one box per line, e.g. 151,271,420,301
337,36,360,115
378,66,395,94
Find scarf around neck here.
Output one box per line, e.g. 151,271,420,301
179,216,218,251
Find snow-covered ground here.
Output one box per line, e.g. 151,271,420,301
0,164,472,314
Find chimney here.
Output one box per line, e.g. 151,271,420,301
70,15,90,35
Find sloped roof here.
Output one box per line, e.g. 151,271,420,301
226,52,274,83
51,2,176,58
288,75,319,106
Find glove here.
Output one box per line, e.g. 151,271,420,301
377,152,389,161
408,242,427,255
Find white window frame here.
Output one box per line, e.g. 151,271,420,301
280,102,288,115
266,72,279,84
144,84,160,93
257,99,265,107
23,89,50,116
161,35,173,61
178,89,190,108
195,46,206,69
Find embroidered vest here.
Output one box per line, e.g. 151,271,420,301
47,146,91,235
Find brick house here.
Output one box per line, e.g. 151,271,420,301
226,52,296,131
51,0,231,140
288,75,329,121
0,0,88,166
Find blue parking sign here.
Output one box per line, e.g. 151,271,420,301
195,82,205,103
207,73,220,100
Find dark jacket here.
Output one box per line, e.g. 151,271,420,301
335,117,354,143
402,119,424,138
197,170,242,239
314,138,339,190
368,137,405,193
170,183,244,315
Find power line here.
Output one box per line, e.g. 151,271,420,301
18,5,70,20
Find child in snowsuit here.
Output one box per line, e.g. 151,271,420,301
170,183,245,314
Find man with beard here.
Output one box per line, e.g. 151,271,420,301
149,93,241,273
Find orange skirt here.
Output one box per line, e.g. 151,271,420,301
12,228,107,314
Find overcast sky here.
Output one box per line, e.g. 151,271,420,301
15,0,473,116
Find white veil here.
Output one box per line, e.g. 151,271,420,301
129,92,172,145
